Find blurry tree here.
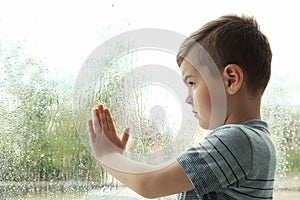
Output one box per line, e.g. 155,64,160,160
0,42,102,184
262,86,300,176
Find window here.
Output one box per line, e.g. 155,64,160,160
1,1,299,199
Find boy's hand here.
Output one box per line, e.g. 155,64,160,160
87,104,130,160
87,105,194,197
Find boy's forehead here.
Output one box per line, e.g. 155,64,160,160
180,60,200,77
180,60,217,84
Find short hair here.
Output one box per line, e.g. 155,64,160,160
177,14,272,96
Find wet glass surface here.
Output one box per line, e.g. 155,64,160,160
1,38,300,200
1,2,300,199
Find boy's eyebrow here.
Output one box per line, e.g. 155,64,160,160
183,75,193,82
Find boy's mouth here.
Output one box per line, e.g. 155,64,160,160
192,110,198,117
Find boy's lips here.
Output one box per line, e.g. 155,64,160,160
192,110,198,117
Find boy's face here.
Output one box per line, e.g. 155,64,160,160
180,60,212,129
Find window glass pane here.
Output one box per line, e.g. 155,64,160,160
1,1,299,199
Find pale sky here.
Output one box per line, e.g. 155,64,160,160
0,0,299,104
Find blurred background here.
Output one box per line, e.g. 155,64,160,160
0,0,299,199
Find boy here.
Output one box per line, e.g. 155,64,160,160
88,14,276,199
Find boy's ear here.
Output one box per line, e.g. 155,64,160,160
222,64,244,95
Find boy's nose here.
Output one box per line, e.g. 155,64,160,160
185,95,192,105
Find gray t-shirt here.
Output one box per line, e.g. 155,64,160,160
177,120,276,199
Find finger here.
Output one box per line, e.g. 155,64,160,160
93,109,102,134
122,127,130,147
95,108,101,127
104,109,111,131
105,108,117,133
98,104,109,132
87,119,96,143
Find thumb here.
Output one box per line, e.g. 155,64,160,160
121,127,130,148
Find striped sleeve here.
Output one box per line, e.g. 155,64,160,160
177,126,252,196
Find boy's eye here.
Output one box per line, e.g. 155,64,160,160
188,81,195,86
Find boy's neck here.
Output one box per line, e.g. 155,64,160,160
224,93,262,125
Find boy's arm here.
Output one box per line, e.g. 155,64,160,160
104,156,193,198
87,104,194,198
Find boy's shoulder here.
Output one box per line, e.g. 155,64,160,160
209,120,270,138
207,120,275,154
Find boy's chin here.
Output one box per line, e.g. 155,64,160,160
198,119,209,130
198,118,219,130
